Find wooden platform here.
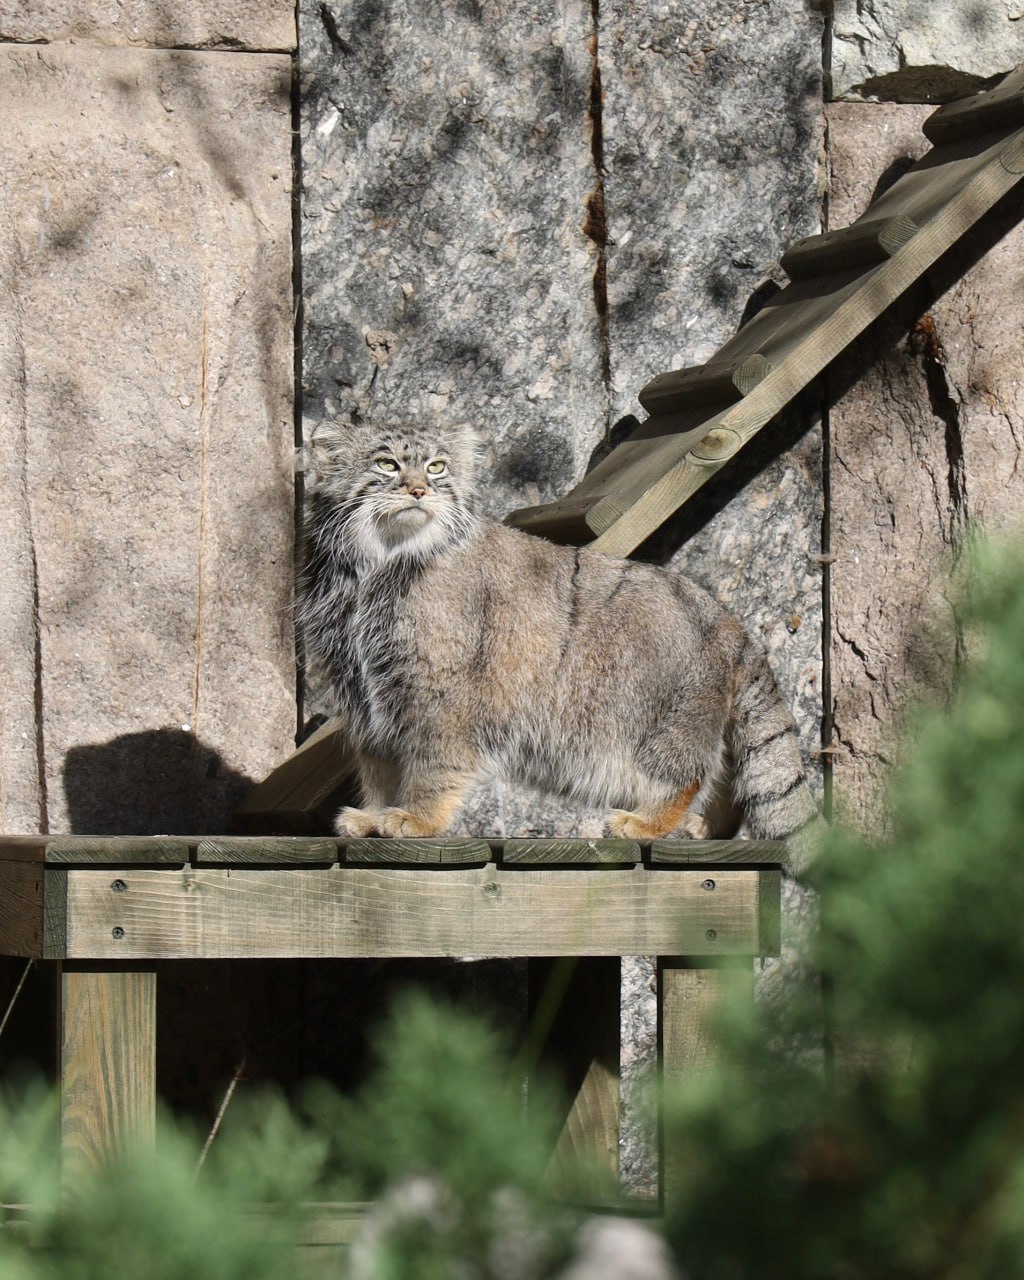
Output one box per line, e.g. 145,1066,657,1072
0,834,784,1190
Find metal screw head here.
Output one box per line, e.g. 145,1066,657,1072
482,881,499,897
701,878,716,891
111,879,127,893
705,928,718,942
111,926,125,940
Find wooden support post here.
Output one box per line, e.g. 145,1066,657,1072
658,958,754,1206
527,956,620,1192
59,963,156,1179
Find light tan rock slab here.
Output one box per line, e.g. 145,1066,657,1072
0,0,295,51
0,45,296,833
827,103,1024,832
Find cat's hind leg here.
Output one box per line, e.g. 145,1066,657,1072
606,781,702,840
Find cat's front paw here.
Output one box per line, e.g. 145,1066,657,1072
334,807,383,838
377,807,446,838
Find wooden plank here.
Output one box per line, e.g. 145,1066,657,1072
343,838,492,865
658,958,754,1204
758,868,782,957
0,838,47,861
60,865,766,959
43,868,68,960
234,718,355,824
59,964,156,1177
43,837,189,865
923,65,1024,145
588,126,1024,557
638,354,773,416
780,215,918,280
502,839,640,865
0,860,45,957
528,957,620,1189
195,837,338,865
649,839,786,866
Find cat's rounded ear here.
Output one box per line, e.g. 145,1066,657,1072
448,422,482,473
299,420,360,489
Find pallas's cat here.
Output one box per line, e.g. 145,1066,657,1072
299,422,816,841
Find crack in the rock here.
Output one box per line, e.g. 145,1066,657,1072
909,312,969,550
319,1,350,60
584,0,611,441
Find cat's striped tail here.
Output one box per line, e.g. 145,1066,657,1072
728,641,819,841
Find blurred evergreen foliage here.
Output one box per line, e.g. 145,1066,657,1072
3,545,1024,1278
664,543,1024,1279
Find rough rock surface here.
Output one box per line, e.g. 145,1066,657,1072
827,103,1024,833
0,45,296,833
0,0,295,50
831,0,1024,102
601,0,825,426
300,0,607,518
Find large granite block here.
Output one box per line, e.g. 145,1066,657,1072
827,103,1024,832
0,45,296,833
299,0,608,517
601,0,825,427
0,0,295,51
831,0,1024,101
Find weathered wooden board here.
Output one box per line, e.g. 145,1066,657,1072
57,865,771,960
0,860,45,956
195,837,338,865
923,65,1024,145
60,965,156,1177
501,839,640,865
780,215,918,279
658,959,754,1200
343,838,492,865
234,717,355,832
650,839,786,865
0,836,188,864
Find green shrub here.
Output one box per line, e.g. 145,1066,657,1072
663,544,1024,1280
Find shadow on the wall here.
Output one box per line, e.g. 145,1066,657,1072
63,729,254,836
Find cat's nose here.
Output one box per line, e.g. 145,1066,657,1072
409,485,428,499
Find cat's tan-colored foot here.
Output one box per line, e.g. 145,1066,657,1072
334,806,383,838
680,811,711,839
377,807,447,838
606,810,665,839
605,782,702,840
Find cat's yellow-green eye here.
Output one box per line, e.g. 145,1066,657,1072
375,458,399,473
426,460,447,475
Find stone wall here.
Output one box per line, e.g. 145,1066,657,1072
0,8,296,836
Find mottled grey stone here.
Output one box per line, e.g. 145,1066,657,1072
0,45,296,833
601,0,825,427
831,0,1024,102
0,0,295,50
300,0,608,517
827,103,1024,832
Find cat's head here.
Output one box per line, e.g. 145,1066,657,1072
302,421,480,564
